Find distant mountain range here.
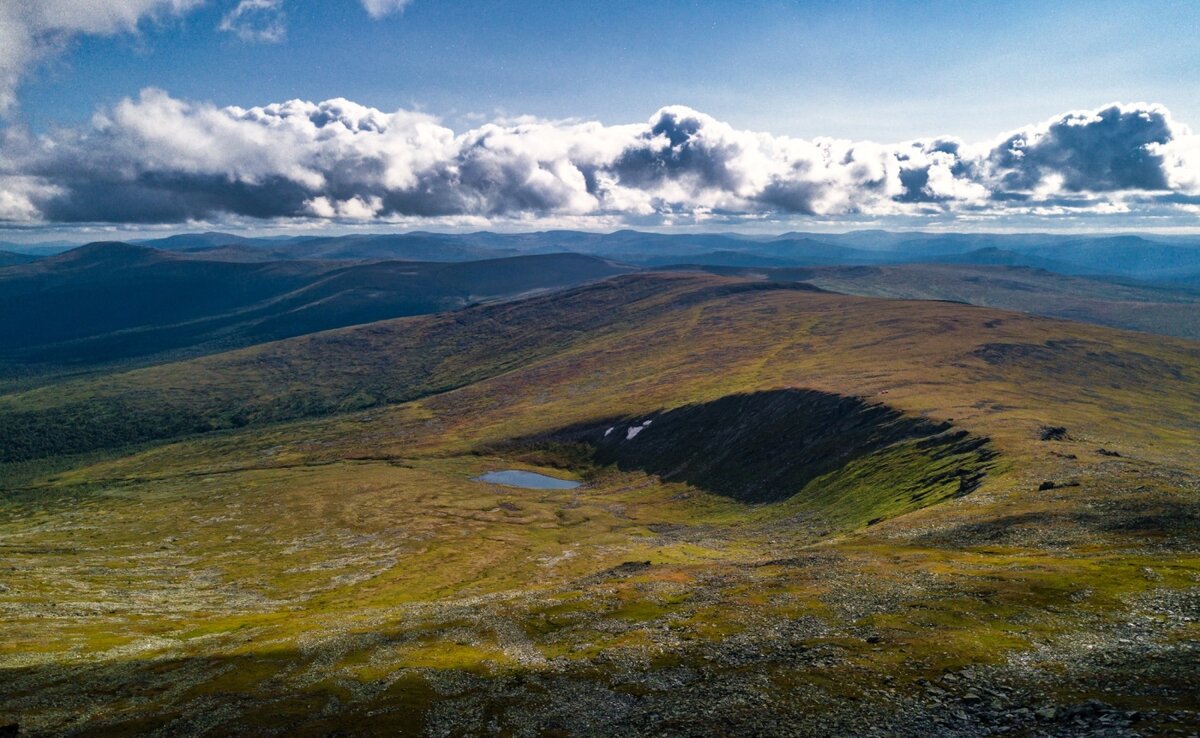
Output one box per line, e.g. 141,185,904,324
5,230,1200,285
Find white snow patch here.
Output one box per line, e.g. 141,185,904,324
604,427,614,437
626,421,653,440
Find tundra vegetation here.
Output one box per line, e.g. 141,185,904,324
0,270,1197,736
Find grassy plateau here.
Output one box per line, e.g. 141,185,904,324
0,272,1197,736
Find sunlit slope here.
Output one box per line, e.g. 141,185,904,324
800,263,1200,340
1,272,1198,736
671,263,1200,339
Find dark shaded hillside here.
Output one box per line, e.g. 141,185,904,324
0,242,338,352
233,253,637,344
0,244,633,380
529,389,994,505
636,250,806,268
0,250,38,267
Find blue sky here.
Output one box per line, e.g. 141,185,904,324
2,0,1200,235
16,1,1200,140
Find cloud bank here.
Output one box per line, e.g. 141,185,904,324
2,92,1199,226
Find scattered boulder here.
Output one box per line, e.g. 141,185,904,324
1037,480,1080,491
1096,448,1122,457
1039,426,1070,441
605,561,653,577
1063,699,1111,720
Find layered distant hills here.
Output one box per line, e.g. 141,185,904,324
4,231,1198,388
6,230,1200,285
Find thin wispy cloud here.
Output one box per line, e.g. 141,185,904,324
360,0,413,19
218,0,286,43
1,92,1197,227
0,0,202,113
0,0,417,113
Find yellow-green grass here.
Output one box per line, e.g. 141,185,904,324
1,273,1197,735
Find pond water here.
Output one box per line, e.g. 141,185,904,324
474,470,581,489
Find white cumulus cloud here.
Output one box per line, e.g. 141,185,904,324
1,93,1198,226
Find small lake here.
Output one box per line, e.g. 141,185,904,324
474,470,581,489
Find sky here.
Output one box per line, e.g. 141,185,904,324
2,0,1200,239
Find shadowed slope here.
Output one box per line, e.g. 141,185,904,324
0,243,634,383
519,389,994,506
0,251,38,267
